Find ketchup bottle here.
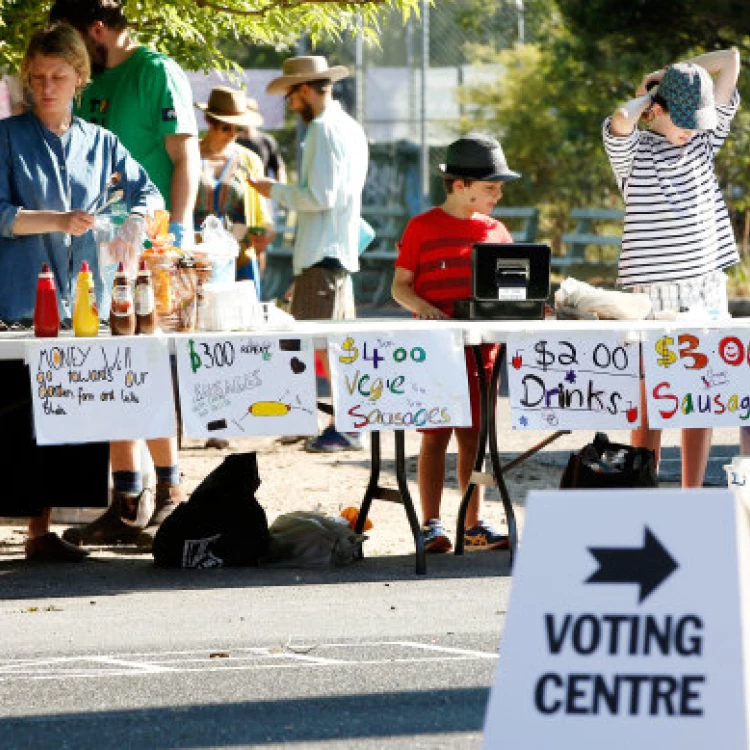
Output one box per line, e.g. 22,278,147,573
135,259,156,335
33,262,61,338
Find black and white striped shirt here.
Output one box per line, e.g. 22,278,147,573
603,91,740,287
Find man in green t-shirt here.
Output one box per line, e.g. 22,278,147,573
50,0,200,549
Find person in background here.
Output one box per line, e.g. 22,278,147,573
194,85,274,450
235,98,288,184
248,55,369,453
50,0,200,549
391,133,515,553
604,48,741,488
0,23,162,561
195,86,275,300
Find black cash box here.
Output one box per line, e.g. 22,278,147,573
453,242,551,321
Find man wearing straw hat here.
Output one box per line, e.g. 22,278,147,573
249,55,369,453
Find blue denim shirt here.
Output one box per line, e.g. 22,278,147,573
0,112,163,321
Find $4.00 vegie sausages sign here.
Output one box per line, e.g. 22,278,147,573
329,328,471,433
643,327,750,428
506,330,641,430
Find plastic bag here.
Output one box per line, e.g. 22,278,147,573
554,277,652,320
194,215,240,285
264,511,367,569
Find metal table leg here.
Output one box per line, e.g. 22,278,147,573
316,401,425,574
455,345,517,565
357,430,426,575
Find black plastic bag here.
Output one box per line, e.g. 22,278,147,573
153,452,269,568
560,432,658,489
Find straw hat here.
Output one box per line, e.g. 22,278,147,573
195,86,263,127
266,55,349,96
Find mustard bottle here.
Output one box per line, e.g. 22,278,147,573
72,260,99,337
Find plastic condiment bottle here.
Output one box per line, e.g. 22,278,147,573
33,262,61,338
72,260,99,337
109,261,136,335
135,259,156,335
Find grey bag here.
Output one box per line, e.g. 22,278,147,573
264,511,367,569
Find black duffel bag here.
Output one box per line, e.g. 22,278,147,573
560,432,658,489
153,452,270,568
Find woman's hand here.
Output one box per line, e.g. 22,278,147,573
59,210,95,236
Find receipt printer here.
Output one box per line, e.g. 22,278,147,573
454,242,551,320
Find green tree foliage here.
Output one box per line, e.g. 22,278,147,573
0,0,423,72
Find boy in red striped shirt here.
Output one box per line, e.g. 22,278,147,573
392,133,519,552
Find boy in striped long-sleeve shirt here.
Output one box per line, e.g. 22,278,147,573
603,48,741,488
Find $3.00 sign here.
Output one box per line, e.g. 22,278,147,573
643,327,750,428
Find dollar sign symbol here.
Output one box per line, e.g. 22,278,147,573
339,336,359,364
189,339,202,373
655,336,677,367
533,341,555,371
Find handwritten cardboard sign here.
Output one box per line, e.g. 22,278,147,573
175,334,317,438
643,328,750,429
27,337,176,445
506,330,641,430
329,328,471,433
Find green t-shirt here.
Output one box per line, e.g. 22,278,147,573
75,47,197,209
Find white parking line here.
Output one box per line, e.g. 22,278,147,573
0,641,498,682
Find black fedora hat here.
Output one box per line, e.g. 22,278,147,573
438,132,520,182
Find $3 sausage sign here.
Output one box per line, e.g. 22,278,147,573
643,327,750,429
506,331,641,430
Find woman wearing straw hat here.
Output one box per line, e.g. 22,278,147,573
195,85,275,298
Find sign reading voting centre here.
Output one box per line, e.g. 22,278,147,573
506,330,641,430
175,334,317,438
483,489,750,749
643,327,750,429
329,328,471,433
27,337,176,445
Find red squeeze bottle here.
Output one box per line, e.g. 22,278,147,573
33,262,61,338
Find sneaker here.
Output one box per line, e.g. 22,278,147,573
305,425,363,453
422,519,453,553
464,521,509,551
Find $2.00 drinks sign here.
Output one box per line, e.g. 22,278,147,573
329,328,471,433
506,330,641,430
643,327,750,429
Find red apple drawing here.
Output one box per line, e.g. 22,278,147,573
626,406,638,423
511,351,523,369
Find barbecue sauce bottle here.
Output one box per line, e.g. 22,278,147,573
33,262,60,338
135,259,156,334
72,261,99,337
109,261,136,335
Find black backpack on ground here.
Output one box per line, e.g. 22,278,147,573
153,452,270,568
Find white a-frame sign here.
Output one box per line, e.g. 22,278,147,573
483,489,750,749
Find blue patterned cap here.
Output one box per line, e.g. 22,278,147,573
655,63,717,131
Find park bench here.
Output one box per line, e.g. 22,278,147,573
491,206,539,243
554,208,624,277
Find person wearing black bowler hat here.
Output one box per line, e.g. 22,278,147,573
392,132,519,553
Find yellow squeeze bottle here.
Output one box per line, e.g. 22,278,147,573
72,260,99,337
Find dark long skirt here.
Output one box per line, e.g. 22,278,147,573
0,360,109,517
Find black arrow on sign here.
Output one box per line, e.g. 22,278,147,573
586,527,678,604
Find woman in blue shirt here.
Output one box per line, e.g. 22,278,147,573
0,23,162,322
0,23,162,562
